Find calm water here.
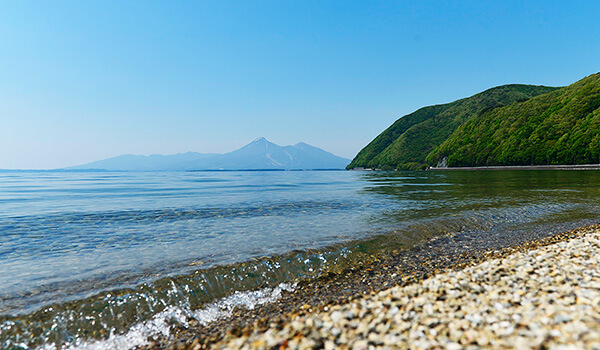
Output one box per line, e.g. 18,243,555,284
1,170,600,349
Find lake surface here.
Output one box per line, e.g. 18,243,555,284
1,170,600,349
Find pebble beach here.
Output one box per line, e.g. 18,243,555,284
202,225,600,350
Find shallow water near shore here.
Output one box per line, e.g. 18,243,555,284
2,169,600,349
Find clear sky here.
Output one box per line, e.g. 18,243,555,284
1,1,599,169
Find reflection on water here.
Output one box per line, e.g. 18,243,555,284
362,170,598,223
1,169,600,349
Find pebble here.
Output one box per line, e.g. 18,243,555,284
213,229,600,349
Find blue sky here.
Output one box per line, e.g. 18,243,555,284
1,1,599,169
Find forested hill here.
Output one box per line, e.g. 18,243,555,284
347,84,559,170
427,73,600,167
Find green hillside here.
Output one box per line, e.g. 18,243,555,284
427,73,600,167
347,84,559,170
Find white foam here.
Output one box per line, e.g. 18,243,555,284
38,283,295,350
193,282,296,325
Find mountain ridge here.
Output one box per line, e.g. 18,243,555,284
67,138,350,171
427,73,600,167
348,84,561,170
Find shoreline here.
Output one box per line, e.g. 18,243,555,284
138,223,600,350
429,164,600,171
348,164,600,171
213,224,600,349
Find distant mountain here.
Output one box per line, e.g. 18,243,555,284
67,138,350,171
347,84,559,170
67,152,218,171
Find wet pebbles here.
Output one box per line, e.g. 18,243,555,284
140,224,600,349
212,225,600,349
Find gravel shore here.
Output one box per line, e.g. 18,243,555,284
211,225,600,349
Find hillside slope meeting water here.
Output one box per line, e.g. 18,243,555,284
347,84,559,170
349,72,600,170
2,169,600,349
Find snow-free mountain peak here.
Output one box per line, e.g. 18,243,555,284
241,137,277,151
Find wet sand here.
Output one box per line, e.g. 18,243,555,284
138,224,600,349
